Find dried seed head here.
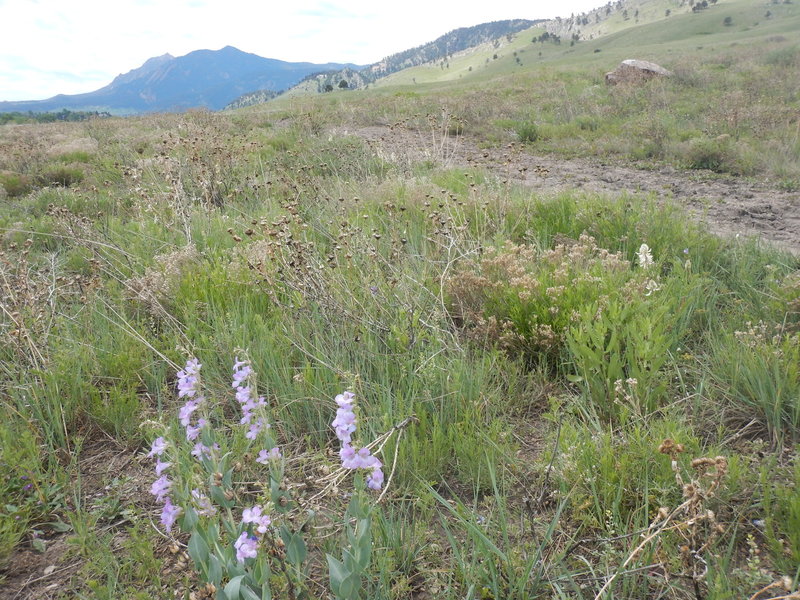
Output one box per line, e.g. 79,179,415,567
658,439,677,454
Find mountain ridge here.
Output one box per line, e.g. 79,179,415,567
0,46,360,114
253,19,542,103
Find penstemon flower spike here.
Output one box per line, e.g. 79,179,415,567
146,357,392,600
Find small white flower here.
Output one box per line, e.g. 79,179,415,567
644,279,661,296
637,243,654,269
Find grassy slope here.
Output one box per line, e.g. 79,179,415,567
375,0,799,89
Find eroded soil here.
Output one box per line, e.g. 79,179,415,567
350,125,800,254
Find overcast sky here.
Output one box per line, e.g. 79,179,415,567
0,0,605,102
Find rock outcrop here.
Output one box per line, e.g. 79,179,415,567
605,59,673,85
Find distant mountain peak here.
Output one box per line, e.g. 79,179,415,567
0,47,359,114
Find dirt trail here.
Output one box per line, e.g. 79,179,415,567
349,125,800,255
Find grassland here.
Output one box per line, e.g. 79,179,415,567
1,2,800,598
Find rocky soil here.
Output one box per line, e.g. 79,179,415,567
351,125,800,255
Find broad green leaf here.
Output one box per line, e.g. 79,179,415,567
183,505,199,530
188,529,209,570
208,553,222,585
326,554,349,592
239,584,260,600
225,575,244,599
285,533,306,566
338,572,360,600
253,555,271,585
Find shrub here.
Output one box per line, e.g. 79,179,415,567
761,459,800,571
567,252,709,421
0,173,32,197
764,46,800,67
684,136,731,172
515,120,541,143
445,234,630,367
575,115,600,131
37,166,84,187
553,419,704,531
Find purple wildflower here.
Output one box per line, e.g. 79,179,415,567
239,396,267,425
176,358,202,398
256,447,282,464
191,442,218,460
147,436,167,458
232,361,252,389
340,444,357,469
331,391,384,491
235,386,253,404
332,401,357,444
160,497,182,533
367,468,384,491
242,505,272,533
245,417,269,440
150,475,172,502
335,391,355,409
234,532,259,563
185,418,207,441
179,400,199,427
155,459,171,476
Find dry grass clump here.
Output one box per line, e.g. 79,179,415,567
46,136,98,158
595,441,731,599
0,238,100,369
126,245,200,315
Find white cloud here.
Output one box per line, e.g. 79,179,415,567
0,0,606,101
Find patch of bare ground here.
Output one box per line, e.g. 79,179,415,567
0,437,171,600
349,125,800,255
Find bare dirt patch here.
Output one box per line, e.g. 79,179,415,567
0,439,153,600
349,125,800,254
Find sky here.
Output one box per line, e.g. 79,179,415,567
0,0,606,102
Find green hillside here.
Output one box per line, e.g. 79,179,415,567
374,0,799,89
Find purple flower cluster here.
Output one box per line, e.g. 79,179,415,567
233,358,282,464
234,532,259,563
177,358,209,445
331,392,384,490
256,447,282,464
232,358,268,428
147,436,182,533
234,504,272,563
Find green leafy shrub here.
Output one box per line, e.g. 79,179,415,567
764,46,800,68
37,166,84,187
567,262,707,421
0,173,33,197
685,136,732,172
575,115,600,131
446,234,630,367
515,120,541,143
553,419,703,532
761,459,800,571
